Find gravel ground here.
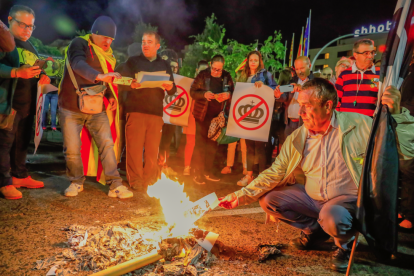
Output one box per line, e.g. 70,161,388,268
0,130,413,276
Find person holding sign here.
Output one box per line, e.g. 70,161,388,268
219,78,414,272
190,55,234,185
117,31,176,192
233,51,277,187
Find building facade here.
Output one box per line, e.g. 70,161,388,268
309,32,388,73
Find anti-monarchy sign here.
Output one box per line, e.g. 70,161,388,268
162,74,193,127
226,82,274,142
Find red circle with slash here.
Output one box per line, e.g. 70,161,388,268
233,94,269,130
163,85,189,117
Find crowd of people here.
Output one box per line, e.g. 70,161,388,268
1,5,414,273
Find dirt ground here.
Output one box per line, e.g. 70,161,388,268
0,130,413,276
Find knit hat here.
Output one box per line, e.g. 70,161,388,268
91,16,116,39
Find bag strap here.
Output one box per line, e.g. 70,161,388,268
65,58,81,96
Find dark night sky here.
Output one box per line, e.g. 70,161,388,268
0,0,396,53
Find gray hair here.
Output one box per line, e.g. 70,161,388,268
302,78,338,109
353,39,374,53
9,5,35,18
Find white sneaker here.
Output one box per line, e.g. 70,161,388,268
183,166,191,176
108,185,133,199
221,166,232,174
237,175,253,187
65,183,83,197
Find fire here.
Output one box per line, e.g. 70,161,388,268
147,174,200,238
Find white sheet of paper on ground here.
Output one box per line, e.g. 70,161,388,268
183,193,219,224
197,231,219,252
46,265,57,276
78,230,88,247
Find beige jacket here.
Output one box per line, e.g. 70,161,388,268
235,109,414,205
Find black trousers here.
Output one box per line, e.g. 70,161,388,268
400,158,414,222
0,113,34,188
159,123,176,165
193,114,219,176
245,139,266,173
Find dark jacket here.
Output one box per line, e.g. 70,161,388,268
190,68,235,122
276,72,314,125
58,37,114,113
118,54,176,117
0,48,19,115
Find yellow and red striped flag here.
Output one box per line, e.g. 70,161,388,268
235,58,247,73
297,26,304,58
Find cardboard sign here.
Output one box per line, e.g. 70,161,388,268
162,74,193,126
226,82,275,142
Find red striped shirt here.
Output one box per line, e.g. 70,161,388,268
335,64,379,117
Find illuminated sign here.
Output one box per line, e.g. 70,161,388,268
354,21,392,37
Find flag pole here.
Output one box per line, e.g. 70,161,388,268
346,232,360,276
283,40,287,67
289,33,295,67
307,9,311,57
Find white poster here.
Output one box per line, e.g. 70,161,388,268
34,84,58,154
226,82,275,142
162,74,193,127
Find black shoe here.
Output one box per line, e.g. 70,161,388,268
193,176,206,185
290,230,330,250
331,247,350,272
204,175,220,182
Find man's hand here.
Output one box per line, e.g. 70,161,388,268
204,91,215,101
254,81,264,88
218,193,239,209
292,83,302,93
96,72,121,84
39,74,51,85
108,98,117,111
274,85,282,98
161,82,173,91
131,79,141,89
16,65,42,79
382,85,401,114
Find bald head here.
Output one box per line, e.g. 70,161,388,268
321,67,333,80
294,56,311,80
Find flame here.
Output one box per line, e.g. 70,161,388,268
147,173,198,238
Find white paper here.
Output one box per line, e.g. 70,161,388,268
46,265,57,276
197,231,219,252
226,82,275,142
78,230,88,247
34,84,46,154
162,74,193,127
183,193,219,224
134,71,172,89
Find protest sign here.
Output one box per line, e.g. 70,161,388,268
226,82,275,142
162,74,193,126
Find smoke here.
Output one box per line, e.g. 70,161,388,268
106,0,197,50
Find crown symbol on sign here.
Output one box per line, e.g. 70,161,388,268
237,102,264,124
165,93,185,111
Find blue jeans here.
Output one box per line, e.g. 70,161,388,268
259,184,357,250
59,108,122,189
42,93,58,128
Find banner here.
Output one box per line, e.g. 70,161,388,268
226,82,275,142
162,74,193,127
34,84,58,154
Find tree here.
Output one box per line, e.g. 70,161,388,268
29,37,62,56
180,14,286,78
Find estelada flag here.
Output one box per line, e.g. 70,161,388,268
289,33,295,67
235,58,247,73
297,26,304,58
356,0,414,257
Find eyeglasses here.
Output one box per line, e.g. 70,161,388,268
355,50,376,57
211,68,222,73
11,18,36,31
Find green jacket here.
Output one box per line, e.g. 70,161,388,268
235,109,414,205
0,47,19,115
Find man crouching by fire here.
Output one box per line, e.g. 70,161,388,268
219,78,414,272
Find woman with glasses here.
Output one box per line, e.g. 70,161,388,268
235,51,278,187
334,58,352,81
190,55,234,184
